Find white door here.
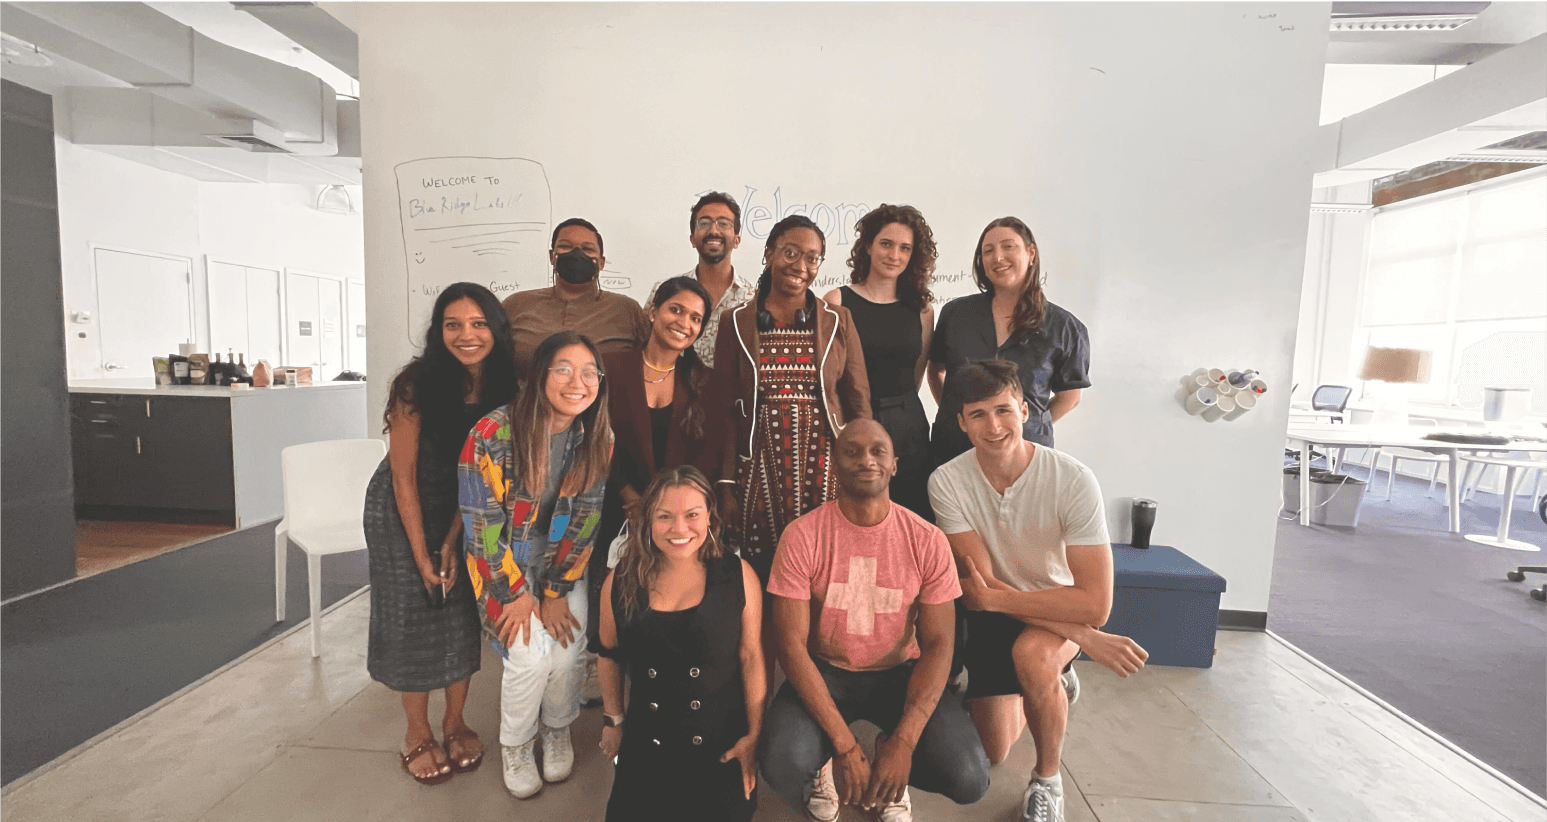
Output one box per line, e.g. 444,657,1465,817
94,248,193,378
209,260,284,369
317,277,344,380
207,261,249,358
285,272,320,373
245,267,283,366
346,280,366,373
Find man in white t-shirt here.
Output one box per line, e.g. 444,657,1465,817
928,360,1147,822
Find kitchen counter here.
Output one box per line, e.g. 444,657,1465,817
69,380,366,396
69,381,369,527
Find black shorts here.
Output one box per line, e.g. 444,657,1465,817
963,610,1076,699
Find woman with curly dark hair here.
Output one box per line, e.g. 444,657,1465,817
365,282,520,785
823,204,939,518
926,217,1090,467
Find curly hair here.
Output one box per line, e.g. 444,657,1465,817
648,276,713,439
383,283,520,459
971,216,1047,338
611,466,725,623
845,204,937,311
756,214,826,301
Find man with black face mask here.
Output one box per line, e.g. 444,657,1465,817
502,217,649,371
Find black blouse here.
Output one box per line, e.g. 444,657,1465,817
839,286,921,400
928,294,1090,459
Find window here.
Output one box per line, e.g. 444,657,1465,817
1356,171,1547,412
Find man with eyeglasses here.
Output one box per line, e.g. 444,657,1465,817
503,217,649,373
647,192,753,368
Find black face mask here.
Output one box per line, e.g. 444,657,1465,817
554,248,598,285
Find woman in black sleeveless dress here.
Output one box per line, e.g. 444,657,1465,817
365,283,520,784
597,467,765,822
823,204,939,520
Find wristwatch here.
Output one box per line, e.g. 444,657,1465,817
603,714,625,728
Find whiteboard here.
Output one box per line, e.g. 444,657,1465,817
356,3,1333,612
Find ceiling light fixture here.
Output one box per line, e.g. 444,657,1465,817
1330,14,1478,32
316,184,355,215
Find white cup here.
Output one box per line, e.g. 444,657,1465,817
1207,368,1227,384
178,342,196,356
1185,387,1219,415
1228,369,1257,389
1203,394,1236,422
1194,373,1213,388
1249,379,1267,395
1216,381,1236,397
1224,391,1256,421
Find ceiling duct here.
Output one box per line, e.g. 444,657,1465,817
1,1,336,155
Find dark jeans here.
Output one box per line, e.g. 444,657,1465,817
759,660,991,809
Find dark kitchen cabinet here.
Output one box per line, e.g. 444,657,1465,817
70,393,235,520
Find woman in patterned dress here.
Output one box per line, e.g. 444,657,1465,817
712,214,871,583
365,282,519,784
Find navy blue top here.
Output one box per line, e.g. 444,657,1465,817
928,294,1090,460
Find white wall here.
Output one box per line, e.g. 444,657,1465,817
54,138,364,380
1293,183,1371,398
354,2,1331,614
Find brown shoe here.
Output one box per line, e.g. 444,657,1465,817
401,739,453,785
443,727,485,773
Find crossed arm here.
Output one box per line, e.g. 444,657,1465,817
945,530,1146,676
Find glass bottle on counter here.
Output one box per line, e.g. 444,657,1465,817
233,351,251,381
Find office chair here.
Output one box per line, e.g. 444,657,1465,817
1311,385,1352,423
1505,496,1547,601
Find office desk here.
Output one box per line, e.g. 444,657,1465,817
1285,424,1547,533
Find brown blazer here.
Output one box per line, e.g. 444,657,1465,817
603,347,724,496
711,296,872,481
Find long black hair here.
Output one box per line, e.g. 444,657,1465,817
384,283,520,457
649,276,713,439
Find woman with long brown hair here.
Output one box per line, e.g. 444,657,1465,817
597,466,765,822
458,330,613,800
926,217,1090,466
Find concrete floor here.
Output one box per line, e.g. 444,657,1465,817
3,592,1539,822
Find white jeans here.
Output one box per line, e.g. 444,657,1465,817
499,583,587,747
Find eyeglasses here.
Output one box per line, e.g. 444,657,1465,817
549,365,604,386
694,217,735,232
776,244,824,270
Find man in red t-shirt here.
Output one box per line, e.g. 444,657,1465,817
760,420,989,822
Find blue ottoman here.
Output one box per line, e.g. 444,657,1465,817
1091,544,1226,668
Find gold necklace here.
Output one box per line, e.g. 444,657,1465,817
643,372,672,384
642,352,677,373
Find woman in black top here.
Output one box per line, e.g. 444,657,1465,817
366,282,520,784
597,467,765,822
927,216,1090,466
822,204,939,519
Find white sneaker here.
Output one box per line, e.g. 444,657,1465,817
501,738,541,799
1021,778,1064,822
874,786,912,821
1062,666,1080,709
580,653,603,707
539,724,574,782
803,759,840,822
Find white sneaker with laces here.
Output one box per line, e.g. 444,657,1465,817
1062,666,1080,709
501,738,542,799
540,724,574,782
804,759,840,822
875,786,912,821
1022,778,1065,822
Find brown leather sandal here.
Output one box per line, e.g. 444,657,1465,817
442,727,485,773
401,739,453,785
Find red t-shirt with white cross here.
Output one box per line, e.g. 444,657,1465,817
767,500,961,672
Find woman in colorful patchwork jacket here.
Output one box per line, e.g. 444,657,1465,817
458,330,613,800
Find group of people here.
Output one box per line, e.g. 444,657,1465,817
363,193,1148,822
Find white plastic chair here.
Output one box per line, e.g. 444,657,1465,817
274,439,387,656
1366,419,1444,501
